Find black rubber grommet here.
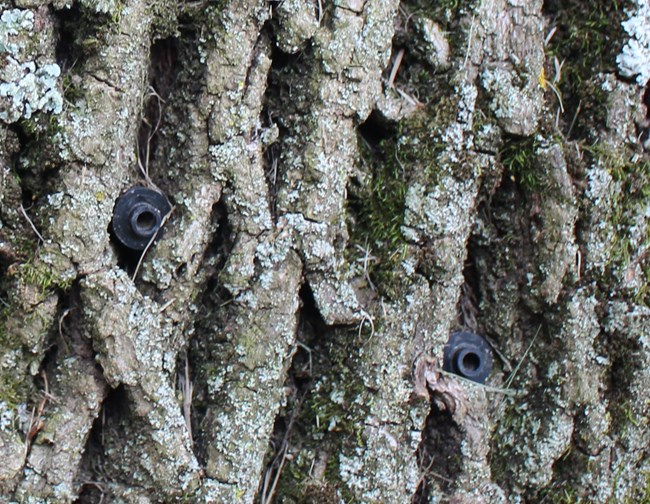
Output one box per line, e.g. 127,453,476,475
443,331,493,384
111,187,171,251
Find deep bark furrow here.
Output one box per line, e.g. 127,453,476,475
0,0,649,502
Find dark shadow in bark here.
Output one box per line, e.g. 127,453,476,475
413,400,463,503
10,121,62,209
605,322,644,441
456,257,482,337
257,283,347,503
0,126,36,260
269,42,304,71
542,0,626,139
358,110,395,147
176,199,233,461
54,4,107,73
348,111,406,299
263,40,312,221
136,36,180,177
75,384,128,504
262,135,281,222
185,200,234,466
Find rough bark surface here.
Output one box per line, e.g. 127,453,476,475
0,0,649,503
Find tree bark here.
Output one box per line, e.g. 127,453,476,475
0,0,649,502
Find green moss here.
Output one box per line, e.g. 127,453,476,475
348,132,408,299
490,400,532,485
539,487,582,504
0,374,24,409
21,262,54,294
62,73,85,103
625,472,650,504
348,107,461,298
499,136,546,192
404,0,464,25
544,0,627,138
0,310,29,408
20,260,73,295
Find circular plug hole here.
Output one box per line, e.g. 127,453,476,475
129,203,161,239
461,352,481,372
136,210,157,232
454,347,485,379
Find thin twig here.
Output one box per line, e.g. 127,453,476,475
20,204,44,242
359,309,376,347
158,298,175,313
182,353,194,443
82,482,106,504
260,397,303,504
566,100,582,138
463,15,476,68
295,341,313,377
354,242,377,291
484,334,513,373
544,26,558,46
24,371,51,457
58,308,73,354
415,457,454,491
545,80,564,114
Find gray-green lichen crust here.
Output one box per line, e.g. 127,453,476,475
1,0,649,502
0,8,63,123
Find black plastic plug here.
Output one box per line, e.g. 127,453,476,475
111,187,171,251
443,331,493,383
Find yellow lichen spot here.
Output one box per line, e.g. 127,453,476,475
538,67,547,90
95,191,105,202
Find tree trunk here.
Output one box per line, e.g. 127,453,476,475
1,0,649,502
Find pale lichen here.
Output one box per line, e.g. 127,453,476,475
617,0,650,86
0,9,62,123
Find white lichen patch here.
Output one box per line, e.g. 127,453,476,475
481,66,541,136
0,401,14,431
0,62,62,122
0,9,62,123
414,17,450,69
403,178,478,239
617,0,650,86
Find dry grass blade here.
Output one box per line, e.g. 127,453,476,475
505,324,542,390
131,206,174,281
20,204,44,243
438,369,519,396
260,399,303,504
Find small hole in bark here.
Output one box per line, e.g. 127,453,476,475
270,43,303,70
358,110,395,150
